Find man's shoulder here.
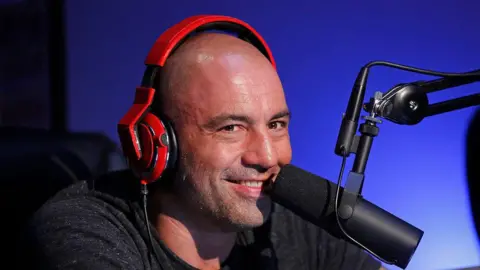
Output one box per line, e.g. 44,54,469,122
23,170,150,269
26,169,145,252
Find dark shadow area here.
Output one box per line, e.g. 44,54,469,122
466,107,480,241
0,0,54,129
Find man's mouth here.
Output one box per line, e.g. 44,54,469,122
225,177,274,190
224,177,274,198
225,179,265,188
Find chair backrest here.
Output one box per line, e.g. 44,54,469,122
0,127,125,174
466,108,480,241
0,127,127,264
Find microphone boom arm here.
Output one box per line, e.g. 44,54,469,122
367,75,480,125
418,73,480,93
332,61,480,268
426,93,480,118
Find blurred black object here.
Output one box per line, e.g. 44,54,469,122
466,108,480,240
0,127,125,173
0,127,127,264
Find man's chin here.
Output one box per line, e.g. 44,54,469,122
221,218,268,232
230,200,272,230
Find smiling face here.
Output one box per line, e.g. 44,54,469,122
160,33,292,231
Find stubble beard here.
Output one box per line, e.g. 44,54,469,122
172,170,272,233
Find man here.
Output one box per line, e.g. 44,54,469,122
24,20,385,270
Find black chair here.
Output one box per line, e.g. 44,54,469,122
0,127,127,265
0,127,125,174
466,108,480,241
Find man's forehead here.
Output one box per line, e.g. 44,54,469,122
188,86,288,123
178,55,282,99
163,33,285,119
188,71,284,103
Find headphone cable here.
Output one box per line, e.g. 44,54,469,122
141,181,155,267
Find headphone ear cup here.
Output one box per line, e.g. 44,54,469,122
133,123,155,172
160,117,178,170
135,113,176,184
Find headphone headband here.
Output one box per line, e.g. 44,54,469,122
118,15,276,183
144,15,276,68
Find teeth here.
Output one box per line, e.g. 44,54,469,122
239,181,263,188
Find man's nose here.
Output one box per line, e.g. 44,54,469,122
241,131,278,171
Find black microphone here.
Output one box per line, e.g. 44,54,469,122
268,164,424,269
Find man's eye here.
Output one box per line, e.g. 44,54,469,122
269,121,287,129
220,125,239,132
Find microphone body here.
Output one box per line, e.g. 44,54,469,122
269,164,423,269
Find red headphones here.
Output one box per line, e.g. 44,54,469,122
117,15,277,184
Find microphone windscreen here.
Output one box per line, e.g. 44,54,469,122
270,164,342,228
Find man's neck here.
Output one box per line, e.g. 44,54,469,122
150,193,237,269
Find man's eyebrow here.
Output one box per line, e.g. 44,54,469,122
270,110,291,121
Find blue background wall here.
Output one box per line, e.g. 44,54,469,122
66,1,480,269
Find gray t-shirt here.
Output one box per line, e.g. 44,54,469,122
23,170,381,270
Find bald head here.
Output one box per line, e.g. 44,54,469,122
153,32,277,120
167,32,270,66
